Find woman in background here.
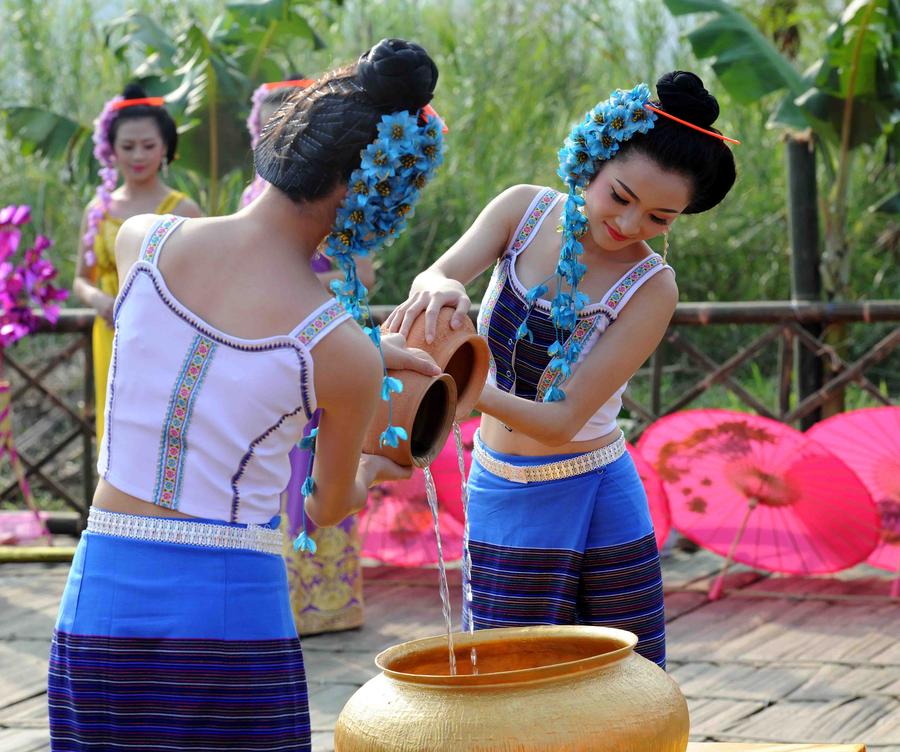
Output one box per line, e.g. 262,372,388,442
74,84,202,442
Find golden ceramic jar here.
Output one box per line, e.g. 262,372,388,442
334,625,690,751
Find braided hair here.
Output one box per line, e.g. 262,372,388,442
254,40,438,203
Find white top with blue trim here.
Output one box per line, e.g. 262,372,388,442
97,214,351,524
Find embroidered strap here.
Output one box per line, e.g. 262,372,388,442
141,214,186,266
535,316,601,401
153,334,218,510
602,255,669,315
506,188,562,257
291,298,351,349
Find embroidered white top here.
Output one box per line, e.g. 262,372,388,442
97,215,351,524
477,188,673,441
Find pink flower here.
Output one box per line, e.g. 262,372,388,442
0,205,31,227
1,204,69,350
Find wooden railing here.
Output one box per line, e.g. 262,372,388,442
1,310,95,521
2,302,898,522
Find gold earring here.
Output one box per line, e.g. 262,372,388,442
161,157,169,179
662,231,670,264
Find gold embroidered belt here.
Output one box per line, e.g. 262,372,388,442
472,431,626,484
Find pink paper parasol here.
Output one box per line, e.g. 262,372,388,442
0,510,50,546
637,409,880,599
627,442,671,550
807,406,900,596
359,470,464,567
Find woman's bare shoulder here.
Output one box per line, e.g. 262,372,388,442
309,318,383,411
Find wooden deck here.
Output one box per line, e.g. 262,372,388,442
0,545,897,751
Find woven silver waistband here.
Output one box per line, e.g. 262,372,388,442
86,507,283,556
472,431,626,484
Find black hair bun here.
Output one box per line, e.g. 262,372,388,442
357,38,438,112
656,71,719,128
122,82,148,100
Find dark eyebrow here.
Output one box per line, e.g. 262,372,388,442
615,179,680,214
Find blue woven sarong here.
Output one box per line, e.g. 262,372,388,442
464,439,666,668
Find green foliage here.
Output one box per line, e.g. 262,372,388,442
665,0,898,151
0,0,895,309
667,0,806,104
662,0,899,300
102,0,322,212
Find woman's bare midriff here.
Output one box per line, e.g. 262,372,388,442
478,414,621,457
92,478,198,519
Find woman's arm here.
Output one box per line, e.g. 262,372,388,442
477,270,678,446
305,322,411,526
73,205,116,324
385,184,542,341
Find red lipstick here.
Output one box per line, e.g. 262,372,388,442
605,222,627,242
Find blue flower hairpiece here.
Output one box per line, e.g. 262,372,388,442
293,108,444,553
528,84,657,402
324,108,444,438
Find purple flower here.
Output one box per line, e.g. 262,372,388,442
247,84,268,150
82,97,124,268
1,205,68,349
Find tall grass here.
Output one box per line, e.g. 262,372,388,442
1,0,895,308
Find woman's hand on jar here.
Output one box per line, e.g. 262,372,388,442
383,280,471,344
379,332,441,376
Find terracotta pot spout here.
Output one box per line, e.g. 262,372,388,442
362,371,457,468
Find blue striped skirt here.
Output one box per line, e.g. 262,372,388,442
48,512,311,751
464,440,667,668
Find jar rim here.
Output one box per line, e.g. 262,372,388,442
375,625,637,687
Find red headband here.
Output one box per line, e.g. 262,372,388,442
263,79,315,91
110,97,165,111
421,104,449,134
644,104,740,145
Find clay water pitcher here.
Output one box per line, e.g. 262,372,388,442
334,625,690,751
405,307,489,421
362,371,456,468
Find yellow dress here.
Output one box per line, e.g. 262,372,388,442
91,191,186,441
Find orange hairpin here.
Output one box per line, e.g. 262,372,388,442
110,97,165,111
421,104,449,134
644,104,740,145
263,79,315,91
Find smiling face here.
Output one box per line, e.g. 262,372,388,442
112,118,167,184
582,151,693,253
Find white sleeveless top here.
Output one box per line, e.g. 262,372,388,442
97,215,351,524
477,188,673,441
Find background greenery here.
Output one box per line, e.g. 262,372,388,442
1,0,896,512
2,0,896,306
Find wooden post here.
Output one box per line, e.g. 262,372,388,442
785,135,823,428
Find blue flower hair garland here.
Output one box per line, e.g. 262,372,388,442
294,109,445,553
520,84,657,403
